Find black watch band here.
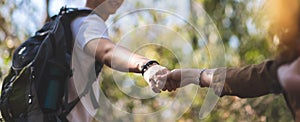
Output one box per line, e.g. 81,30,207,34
141,60,159,76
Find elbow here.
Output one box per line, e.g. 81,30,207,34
96,44,114,64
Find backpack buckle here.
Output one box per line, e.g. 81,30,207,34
59,6,79,15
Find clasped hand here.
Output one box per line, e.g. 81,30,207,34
144,67,203,93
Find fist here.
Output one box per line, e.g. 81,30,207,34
143,65,169,93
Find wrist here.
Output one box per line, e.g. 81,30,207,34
141,60,160,76
184,69,205,85
198,69,206,87
199,69,215,87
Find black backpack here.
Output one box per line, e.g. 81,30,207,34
0,7,101,122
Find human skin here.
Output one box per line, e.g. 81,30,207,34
277,57,300,95
84,0,169,92
157,58,300,95
156,68,215,91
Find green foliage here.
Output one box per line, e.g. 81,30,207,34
0,0,293,121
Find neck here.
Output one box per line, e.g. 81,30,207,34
85,6,109,21
96,10,109,21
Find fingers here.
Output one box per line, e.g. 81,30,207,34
144,65,191,93
156,74,167,89
158,69,198,92
169,80,178,91
157,72,179,92
164,80,178,91
153,66,169,93
149,79,161,93
147,67,203,93
143,65,170,93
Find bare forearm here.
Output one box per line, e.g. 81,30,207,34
86,39,150,73
102,45,150,73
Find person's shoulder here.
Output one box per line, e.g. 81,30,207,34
84,14,105,24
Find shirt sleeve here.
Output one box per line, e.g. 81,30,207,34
74,14,110,50
211,60,284,98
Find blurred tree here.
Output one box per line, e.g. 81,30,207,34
0,0,50,77
0,0,294,121
197,0,293,121
97,0,293,121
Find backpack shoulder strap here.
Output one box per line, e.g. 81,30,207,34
59,7,92,54
57,7,101,120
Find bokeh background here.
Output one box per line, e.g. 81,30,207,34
0,0,293,121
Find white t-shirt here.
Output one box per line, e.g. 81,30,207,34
67,13,109,122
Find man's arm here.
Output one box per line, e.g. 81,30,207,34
85,38,169,93
85,38,150,73
204,60,283,98
159,60,283,98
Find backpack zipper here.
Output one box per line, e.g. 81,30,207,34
28,66,35,104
